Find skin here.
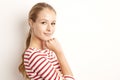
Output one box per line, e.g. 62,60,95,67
29,8,73,77
29,8,56,49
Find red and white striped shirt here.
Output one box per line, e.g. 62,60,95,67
24,48,75,80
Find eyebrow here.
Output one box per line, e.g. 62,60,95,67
39,19,56,22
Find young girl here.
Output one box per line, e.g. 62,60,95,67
19,2,75,80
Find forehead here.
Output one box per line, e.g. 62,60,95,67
37,8,56,21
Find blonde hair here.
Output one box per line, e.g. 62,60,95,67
18,2,56,79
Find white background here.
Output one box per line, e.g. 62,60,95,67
0,0,120,80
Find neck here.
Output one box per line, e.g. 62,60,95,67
29,35,46,50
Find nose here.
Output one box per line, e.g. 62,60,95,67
47,24,52,32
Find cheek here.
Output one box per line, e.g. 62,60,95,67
52,27,55,33
33,26,41,35
35,26,47,36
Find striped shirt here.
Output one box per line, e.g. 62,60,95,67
24,48,75,80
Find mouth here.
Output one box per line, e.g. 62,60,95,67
44,33,52,37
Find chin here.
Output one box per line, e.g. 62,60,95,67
46,37,52,40
38,35,53,41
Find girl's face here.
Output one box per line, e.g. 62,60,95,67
30,8,56,41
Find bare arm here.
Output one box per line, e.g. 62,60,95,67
45,38,73,76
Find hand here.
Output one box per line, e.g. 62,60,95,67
45,38,63,53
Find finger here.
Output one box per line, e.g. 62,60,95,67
47,39,52,44
46,40,50,45
53,38,55,40
49,38,54,41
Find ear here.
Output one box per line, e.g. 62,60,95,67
28,19,34,28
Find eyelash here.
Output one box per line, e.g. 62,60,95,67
41,22,56,26
51,22,56,25
41,22,47,24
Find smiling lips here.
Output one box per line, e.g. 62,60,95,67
44,33,52,36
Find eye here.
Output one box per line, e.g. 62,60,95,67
41,22,47,24
51,22,56,26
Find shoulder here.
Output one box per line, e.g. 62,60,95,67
24,48,48,58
